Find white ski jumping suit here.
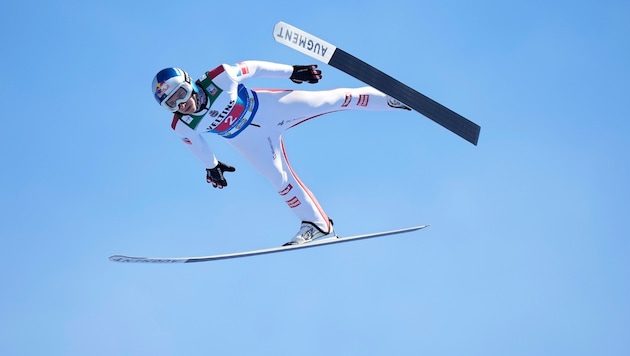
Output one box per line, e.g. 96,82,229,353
170,60,407,233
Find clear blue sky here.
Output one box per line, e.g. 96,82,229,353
1,0,629,355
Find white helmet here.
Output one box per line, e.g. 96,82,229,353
152,67,200,112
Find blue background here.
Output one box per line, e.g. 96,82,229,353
1,1,628,355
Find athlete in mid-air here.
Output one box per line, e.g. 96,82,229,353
152,61,411,245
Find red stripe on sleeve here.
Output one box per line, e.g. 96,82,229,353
207,65,225,79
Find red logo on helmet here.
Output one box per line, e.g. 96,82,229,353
156,82,170,98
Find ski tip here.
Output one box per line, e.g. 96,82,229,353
109,255,155,263
272,21,337,64
109,255,188,264
109,255,134,263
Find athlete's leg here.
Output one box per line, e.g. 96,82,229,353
227,86,408,233
228,127,332,234
253,86,409,129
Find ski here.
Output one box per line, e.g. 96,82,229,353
109,224,429,264
273,21,480,146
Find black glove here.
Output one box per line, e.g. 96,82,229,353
206,161,236,189
290,65,322,84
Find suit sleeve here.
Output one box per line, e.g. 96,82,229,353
225,60,294,82
171,116,219,169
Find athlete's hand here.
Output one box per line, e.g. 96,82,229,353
206,161,236,189
290,65,322,84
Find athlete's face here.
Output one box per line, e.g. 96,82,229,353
177,94,197,114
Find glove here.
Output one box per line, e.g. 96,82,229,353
290,65,322,84
206,161,236,189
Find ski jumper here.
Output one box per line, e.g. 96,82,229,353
170,60,405,233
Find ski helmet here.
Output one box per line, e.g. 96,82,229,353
152,67,200,112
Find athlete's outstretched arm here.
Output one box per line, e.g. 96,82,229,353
227,61,321,84
171,117,219,168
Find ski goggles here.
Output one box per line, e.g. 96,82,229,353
161,83,193,112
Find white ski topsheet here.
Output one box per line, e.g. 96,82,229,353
109,224,429,264
273,21,337,63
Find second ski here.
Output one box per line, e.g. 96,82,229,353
273,21,481,146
